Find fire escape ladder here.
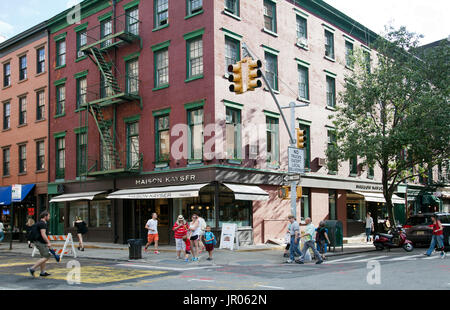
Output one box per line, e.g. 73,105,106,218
89,47,122,95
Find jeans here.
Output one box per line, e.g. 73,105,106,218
0,231,4,242
365,228,372,241
289,236,302,260
299,240,323,262
316,240,327,254
426,235,444,256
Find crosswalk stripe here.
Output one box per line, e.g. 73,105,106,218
389,254,424,261
350,255,389,263
326,255,367,264
116,263,223,271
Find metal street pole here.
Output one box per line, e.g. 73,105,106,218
289,102,297,218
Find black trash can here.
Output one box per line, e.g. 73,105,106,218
324,220,344,252
127,239,143,259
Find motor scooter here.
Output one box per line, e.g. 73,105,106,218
373,226,414,252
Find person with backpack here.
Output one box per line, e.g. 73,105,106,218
316,221,331,261
73,216,88,251
27,211,55,278
203,225,216,261
25,217,35,248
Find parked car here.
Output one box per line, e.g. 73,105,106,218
403,213,450,247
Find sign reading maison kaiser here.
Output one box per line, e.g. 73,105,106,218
135,174,197,186
355,184,384,192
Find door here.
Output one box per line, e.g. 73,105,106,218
136,199,170,245
155,199,169,245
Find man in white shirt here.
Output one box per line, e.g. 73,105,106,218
296,218,323,265
365,212,374,242
145,213,159,254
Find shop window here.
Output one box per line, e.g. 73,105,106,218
329,190,337,220
300,188,310,222
90,200,112,228
69,201,88,227
219,194,251,227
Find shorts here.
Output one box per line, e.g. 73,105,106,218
190,235,199,241
147,234,159,244
185,250,191,255
205,243,214,252
175,238,186,251
33,241,51,259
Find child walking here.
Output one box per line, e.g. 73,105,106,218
182,235,191,262
203,225,216,261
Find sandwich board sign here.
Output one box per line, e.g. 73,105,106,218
219,223,239,250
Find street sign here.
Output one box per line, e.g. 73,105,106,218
288,147,305,175
11,184,22,202
284,174,301,182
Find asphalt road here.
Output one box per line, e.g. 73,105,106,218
0,250,448,290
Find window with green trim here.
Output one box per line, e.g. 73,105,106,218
187,37,203,79
350,156,357,176
225,37,240,71
3,62,10,87
126,58,139,94
327,130,338,173
263,0,276,33
56,137,65,179
37,47,45,74
101,19,112,48
77,30,87,58
325,30,334,59
56,85,65,115
126,121,140,169
126,6,139,35
368,165,374,179
187,0,203,16
345,41,354,68
155,114,170,162
326,76,336,108
298,65,309,100
266,116,279,165
76,132,87,177
19,144,27,174
225,0,239,16
19,96,27,125
76,77,87,109
188,108,203,160
299,123,310,169
2,148,10,176
154,0,168,28
226,107,241,160
296,15,307,41
19,55,27,80
155,48,169,88
36,140,45,171
329,190,337,220
265,52,278,91
56,40,66,67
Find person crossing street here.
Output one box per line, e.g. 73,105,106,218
296,218,323,265
285,215,302,263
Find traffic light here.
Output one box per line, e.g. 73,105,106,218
228,61,243,94
247,59,263,91
278,186,290,200
296,128,305,149
296,186,302,198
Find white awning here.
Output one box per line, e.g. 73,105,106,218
223,183,269,201
354,191,404,204
106,183,210,200
50,191,106,203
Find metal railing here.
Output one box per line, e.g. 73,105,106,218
82,76,141,105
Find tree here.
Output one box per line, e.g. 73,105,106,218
328,26,450,224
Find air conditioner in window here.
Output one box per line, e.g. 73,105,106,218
297,37,308,47
77,50,85,58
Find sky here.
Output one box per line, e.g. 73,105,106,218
0,0,449,44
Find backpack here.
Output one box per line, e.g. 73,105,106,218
28,223,41,242
199,217,207,231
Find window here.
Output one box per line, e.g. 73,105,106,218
19,97,27,125
101,19,112,48
56,40,66,67
77,31,87,58
187,0,203,16
263,0,276,33
89,200,112,228
300,188,311,221
225,37,240,70
368,165,374,179
19,145,26,174
298,65,309,100
126,59,139,94
127,121,140,169
155,114,170,162
265,52,278,91
76,132,87,176
155,49,169,88
188,109,203,160
56,137,65,179
326,76,336,108
2,148,10,176
36,141,45,171
187,37,203,79
56,85,65,115
329,190,337,220
325,30,334,59
37,48,45,74
154,0,168,28
345,41,354,68
3,101,10,130
225,0,239,16
19,55,27,80
226,107,241,160
76,77,87,109
296,15,307,41
364,50,371,73
266,116,279,165
36,91,45,121
3,63,10,87
299,123,310,169
350,156,357,176
127,6,139,35
327,130,338,173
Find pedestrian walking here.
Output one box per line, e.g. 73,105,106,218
365,212,374,242
296,218,323,264
0,218,4,243
173,215,189,259
27,211,55,278
424,214,446,258
383,216,392,233
145,213,159,254
25,218,35,248
203,225,216,261
283,223,291,258
197,215,207,253
73,216,88,251
316,221,330,261
182,235,191,262
189,214,201,261
285,215,302,263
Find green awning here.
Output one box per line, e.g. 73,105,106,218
422,194,440,206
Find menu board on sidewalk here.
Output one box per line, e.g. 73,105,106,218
219,223,239,250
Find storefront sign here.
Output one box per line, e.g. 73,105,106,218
219,223,239,250
135,174,197,186
354,184,384,192
11,184,22,202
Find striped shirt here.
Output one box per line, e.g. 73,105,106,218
173,222,189,239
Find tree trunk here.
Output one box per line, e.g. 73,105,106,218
382,166,396,226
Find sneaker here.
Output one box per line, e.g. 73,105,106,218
80,248,85,252
316,260,323,265
440,251,446,259
295,260,304,264
206,257,212,261
27,268,35,278
144,247,148,252
184,258,189,262
283,253,289,258
40,272,51,277
285,259,294,263
154,251,160,254
423,253,430,256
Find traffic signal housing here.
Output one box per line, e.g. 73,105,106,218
296,128,305,149
247,59,263,91
278,186,290,200
228,62,243,94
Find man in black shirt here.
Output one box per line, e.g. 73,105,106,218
27,211,52,277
